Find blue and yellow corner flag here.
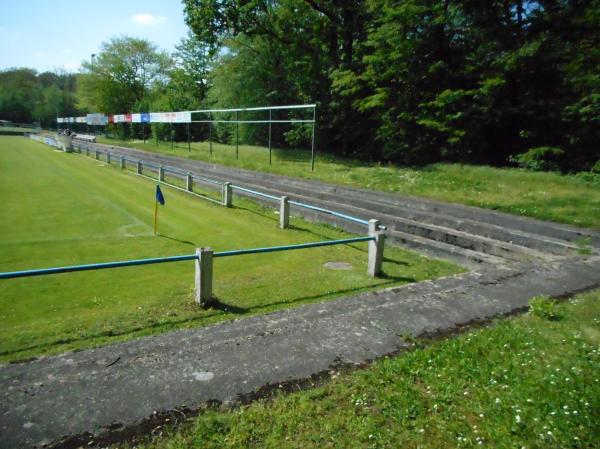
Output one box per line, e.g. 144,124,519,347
154,185,165,235
156,185,165,205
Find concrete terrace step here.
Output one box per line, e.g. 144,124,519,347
80,142,599,264
387,229,509,268
207,171,580,257
201,176,552,264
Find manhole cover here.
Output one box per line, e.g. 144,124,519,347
324,261,353,270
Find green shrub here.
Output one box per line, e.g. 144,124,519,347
592,160,600,173
575,171,600,186
511,146,564,171
529,295,558,320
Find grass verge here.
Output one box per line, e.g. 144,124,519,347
0,137,461,362
97,136,600,229
121,289,600,449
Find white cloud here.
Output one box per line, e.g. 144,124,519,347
62,49,73,54
131,13,167,26
62,61,80,71
33,51,44,57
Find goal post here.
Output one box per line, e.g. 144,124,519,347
188,104,317,171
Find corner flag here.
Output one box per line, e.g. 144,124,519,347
156,185,165,205
154,185,165,235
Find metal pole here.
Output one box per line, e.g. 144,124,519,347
187,122,191,152
143,122,146,144
235,111,239,160
311,107,316,171
268,109,272,165
170,122,173,150
209,113,212,156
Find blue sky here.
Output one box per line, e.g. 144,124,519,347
0,0,188,73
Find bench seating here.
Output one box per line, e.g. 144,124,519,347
74,134,97,143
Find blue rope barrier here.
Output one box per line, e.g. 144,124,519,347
215,236,374,258
0,236,374,280
231,185,280,201
143,161,161,170
0,254,198,280
37,136,384,231
163,166,188,176
288,200,371,226
192,174,223,185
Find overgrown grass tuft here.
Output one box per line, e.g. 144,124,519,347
123,289,600,449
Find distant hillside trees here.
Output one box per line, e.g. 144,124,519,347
0,68,79,127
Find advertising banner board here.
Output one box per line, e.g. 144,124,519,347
149,111,191,123
86,114,108,126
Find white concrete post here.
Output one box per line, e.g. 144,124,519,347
95,150,100,160
120,156,125,169
136,161,142,175
158,166,165,182
223,182,232,207
280,196,290,229
195,247,213,306
186,173,193,192
106,152,111,164
368,219,385,277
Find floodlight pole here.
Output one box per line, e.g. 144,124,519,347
235,111,239,160
311,106,316,171
268,109,272,165
209,112,213,156
187,122,191,152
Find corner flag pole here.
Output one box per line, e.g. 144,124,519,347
153,197,158,236
154,185,165,236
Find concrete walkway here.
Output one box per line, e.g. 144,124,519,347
1,256,599,448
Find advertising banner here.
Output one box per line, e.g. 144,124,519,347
131,113,151,123
125,114,132,123
149,111,191,123
75,117,86,123
113,114,126,123
86,114,108,126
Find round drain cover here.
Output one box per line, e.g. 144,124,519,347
324,261,353,270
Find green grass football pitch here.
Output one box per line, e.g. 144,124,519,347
0,137,462,361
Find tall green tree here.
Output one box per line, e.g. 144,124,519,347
78,36,172,114
182,0,371,153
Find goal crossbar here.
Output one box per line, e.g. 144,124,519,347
188,104,316,114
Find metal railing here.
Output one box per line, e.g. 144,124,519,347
0,236,375,281
10,135,388,305
0,229,386,306
37,134,386,231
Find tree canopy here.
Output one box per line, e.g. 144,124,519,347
1,1,598,171
78,36,172,114
182,0,599,170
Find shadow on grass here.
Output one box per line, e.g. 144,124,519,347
203,298,248,314
224,273,416,316
158,234,196,247
2,273,415,361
